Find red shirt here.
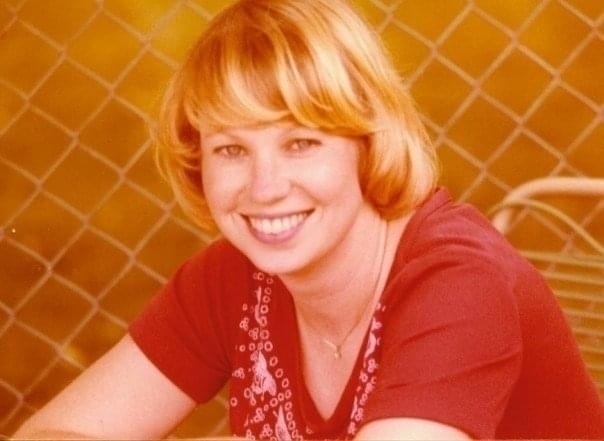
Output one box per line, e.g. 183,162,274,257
130,188,604,439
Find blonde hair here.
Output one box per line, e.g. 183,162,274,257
156,0,439,233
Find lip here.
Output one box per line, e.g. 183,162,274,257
243,210,312,244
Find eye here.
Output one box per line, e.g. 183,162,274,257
214,144,246,158
289,138,320,152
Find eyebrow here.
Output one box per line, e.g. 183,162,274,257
203,122,317,143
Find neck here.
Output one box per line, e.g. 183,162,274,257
286,211,412,342
284,212,389,339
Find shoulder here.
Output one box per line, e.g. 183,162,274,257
186,237,249,270
175,237,253,288
391,188,530,289
383,188,525,345
403,188,517,260
144,237,256,322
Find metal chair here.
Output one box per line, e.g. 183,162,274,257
489,176,604,392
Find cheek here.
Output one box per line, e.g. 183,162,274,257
309,151,363,198
201,161,228,211
202,160,248,216
326,144,363,191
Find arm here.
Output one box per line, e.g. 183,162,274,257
13,334,196,440
355,418,470,440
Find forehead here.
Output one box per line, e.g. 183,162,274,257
201,122,322,143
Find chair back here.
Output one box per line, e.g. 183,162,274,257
490,177,604,392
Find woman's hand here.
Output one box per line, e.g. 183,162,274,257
355,417,471,440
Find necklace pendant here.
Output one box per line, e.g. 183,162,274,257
334,348,342,359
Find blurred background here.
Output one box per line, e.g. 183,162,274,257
0,0,602,438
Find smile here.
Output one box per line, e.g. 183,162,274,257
247,212,310,236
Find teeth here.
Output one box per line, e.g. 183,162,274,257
249,213,307,235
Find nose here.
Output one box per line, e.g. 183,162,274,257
248,153,291,204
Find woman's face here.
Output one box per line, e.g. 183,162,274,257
200,122,376,278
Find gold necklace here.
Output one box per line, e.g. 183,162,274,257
321,220,389,359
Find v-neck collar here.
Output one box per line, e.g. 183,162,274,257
272,271,393,436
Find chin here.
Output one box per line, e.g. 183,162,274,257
246,253,303,277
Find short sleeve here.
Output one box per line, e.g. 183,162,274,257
129,240,245,403
363,255,523,439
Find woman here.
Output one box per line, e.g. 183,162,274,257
14,0,603,439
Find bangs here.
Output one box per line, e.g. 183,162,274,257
184,29,289,131
181,3,375,135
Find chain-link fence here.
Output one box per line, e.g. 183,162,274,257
1,0,602,438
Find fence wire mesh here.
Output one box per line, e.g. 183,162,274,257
0,0,602,437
